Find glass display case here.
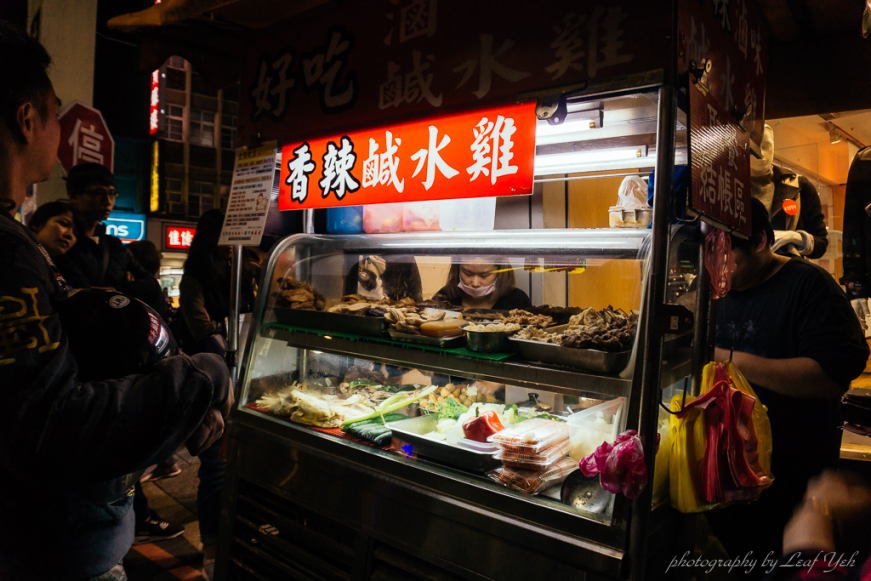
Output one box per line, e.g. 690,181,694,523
226,227,701,580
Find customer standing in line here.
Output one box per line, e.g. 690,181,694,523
56,162,164,316
178,209,256,580
27,200,81,258
0,21,231,581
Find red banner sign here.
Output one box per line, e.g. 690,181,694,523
57,101,114,174
678,0,768,150
239,0,670,144
689,85,751,236
165,226,196,250
278,102,536,210
149,69,160,135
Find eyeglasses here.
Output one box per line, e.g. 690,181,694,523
81,187,119,200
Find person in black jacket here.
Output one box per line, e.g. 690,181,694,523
841,146,871,330
751,125,828,259
57,162,165,316
0,22,231,581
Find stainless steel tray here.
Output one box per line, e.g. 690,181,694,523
387,330,465,347
461,322,519,353
274,307,386,337
386,415,501,473
507,335,631,374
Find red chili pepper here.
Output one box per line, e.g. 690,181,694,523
462,409,505,442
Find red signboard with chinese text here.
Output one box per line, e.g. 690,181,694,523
149,69,160,135
165,225,196,250
239,0,670,144
57,101,114,174
689,85,751,236
278,103,535,210
678,0,768,150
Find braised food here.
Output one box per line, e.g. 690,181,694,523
276,277,325,310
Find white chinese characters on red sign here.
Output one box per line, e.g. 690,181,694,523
166,226,196,250
278,102,535,209
690,86,751,236
57,101,114,174
150,70,160,135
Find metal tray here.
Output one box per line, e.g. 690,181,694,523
387,330,465,347
507,335,631,374
274,307,386,337
386,415,501,473
461,322,519,353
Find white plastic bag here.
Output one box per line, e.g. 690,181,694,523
617,176,650,208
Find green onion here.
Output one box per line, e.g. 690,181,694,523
343,386,438,427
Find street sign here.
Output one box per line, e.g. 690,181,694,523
57,101,115,174
165,225,196,250
104,211,146,243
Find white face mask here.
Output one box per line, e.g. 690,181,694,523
458,280,495,298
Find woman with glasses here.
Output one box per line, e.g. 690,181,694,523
56,162,165,316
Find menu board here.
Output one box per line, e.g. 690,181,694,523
219,143,277,246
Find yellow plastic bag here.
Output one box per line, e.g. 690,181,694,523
668,361,774,513
668,392,718,513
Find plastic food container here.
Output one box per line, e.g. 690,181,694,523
567,397,624,461
326,206,364,233
494,439,571,470
608,206,652,228
440,198,497,231
363,203,404,233
402,201,440,231
487,456,578,495
489,418,570,453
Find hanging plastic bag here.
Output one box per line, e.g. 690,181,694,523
579,430,651,500
668,361,773,513
668,394,716,513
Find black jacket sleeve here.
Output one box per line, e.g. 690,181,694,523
54,251,93,289
842,150,871,298
0,224,229,486
798,177,828,259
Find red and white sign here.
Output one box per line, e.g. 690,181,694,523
57,101,114,174
278,102,535,210
149,69,160,135
782,199,798,216
165,226,196,250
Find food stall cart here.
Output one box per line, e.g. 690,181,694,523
208,1,766,580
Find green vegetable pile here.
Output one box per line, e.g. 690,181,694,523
342,413,407,446
437,397,468,420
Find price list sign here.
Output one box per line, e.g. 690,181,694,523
219,143,277,246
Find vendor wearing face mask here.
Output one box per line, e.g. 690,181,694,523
434,257,532,311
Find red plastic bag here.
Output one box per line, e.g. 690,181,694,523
704,229,736,299
579,430,650,500
681,365,771,504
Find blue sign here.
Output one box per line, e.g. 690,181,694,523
104,211,146,243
